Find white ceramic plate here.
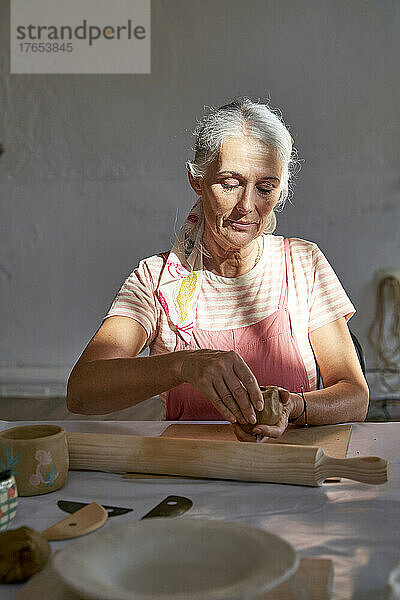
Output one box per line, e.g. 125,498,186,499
52,517,298,600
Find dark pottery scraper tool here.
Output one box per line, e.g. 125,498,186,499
140,495,193,519
58,500,132,518
58,495,193,519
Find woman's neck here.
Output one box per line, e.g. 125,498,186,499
202,234,263,278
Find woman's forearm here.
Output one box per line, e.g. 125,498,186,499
67,348,369,423
290,379,369,427
67,352,187,415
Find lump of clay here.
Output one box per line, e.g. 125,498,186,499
241,385,283,433
0,526,51,583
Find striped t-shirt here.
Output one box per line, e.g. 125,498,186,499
104,234,356,418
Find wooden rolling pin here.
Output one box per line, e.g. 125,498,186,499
67,433,389,487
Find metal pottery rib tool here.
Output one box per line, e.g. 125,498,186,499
58,500,133,517
58,496,193,519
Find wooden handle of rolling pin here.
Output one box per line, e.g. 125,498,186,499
316,455,389,485
67,433,389,487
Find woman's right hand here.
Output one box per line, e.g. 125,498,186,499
179,349,264,424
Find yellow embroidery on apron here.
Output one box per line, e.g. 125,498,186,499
176,272,198,322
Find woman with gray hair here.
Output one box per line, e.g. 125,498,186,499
67,97,369,441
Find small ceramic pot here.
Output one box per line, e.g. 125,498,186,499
0,424,69,497
0,469,18,530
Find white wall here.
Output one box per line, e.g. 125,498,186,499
1,0,399,397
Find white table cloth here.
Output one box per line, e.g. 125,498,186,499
0,420,399,600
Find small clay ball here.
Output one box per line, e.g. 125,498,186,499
0,526,51,583
241,386,283,434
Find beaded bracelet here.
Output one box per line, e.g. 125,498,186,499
289,386,309,427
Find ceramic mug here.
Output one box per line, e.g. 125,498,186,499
0,469,18,530
0,424,69,497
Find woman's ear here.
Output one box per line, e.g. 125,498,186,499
187,170,202,195
275,189,286,209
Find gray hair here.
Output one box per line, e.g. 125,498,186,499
186,97,301,233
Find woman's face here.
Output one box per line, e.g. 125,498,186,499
189,136,283,252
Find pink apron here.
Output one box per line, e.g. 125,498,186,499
166,238,311,420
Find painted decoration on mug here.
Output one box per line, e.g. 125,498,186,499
29,449,59,488
0,446,21,476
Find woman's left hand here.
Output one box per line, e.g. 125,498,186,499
232,388,302,442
